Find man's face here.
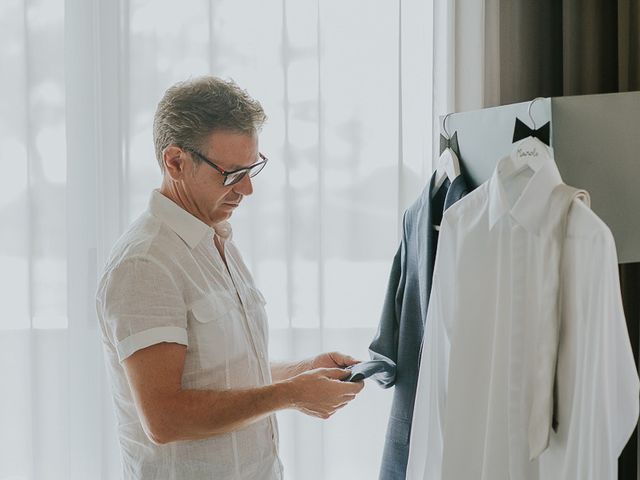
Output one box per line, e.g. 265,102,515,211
168,130,258,226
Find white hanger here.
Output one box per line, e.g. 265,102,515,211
433,113,461,191
502,97,552,181
433,114,461,231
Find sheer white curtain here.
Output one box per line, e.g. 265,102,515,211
0,0,441,478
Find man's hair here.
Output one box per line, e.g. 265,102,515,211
153,76,267,171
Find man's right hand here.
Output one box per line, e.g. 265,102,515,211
285,368,364,419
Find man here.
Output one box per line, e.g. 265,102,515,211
96,76,364,479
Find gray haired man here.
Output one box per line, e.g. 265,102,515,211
96,76,364,479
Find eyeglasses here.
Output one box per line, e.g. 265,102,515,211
183,147,268,186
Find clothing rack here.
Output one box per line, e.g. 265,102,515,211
439,90,640,480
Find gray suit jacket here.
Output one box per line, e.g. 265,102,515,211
369,172,469,480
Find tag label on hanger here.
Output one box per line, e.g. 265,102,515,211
516,145,540,159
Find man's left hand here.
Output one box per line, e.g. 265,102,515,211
309,351,360,370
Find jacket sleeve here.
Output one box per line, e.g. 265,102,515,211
368,212,408,388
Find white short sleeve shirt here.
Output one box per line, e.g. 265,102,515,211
406,158,639,480
96,190,283,480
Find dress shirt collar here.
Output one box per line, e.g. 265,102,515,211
488,153,563,234
148,190,220,249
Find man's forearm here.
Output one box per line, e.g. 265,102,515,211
144,381,293,444
270,360,310,382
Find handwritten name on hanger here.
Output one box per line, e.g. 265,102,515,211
517,147,539,158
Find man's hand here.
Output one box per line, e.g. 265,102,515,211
309,351,360,370
271,351,361,382
285,367,364,419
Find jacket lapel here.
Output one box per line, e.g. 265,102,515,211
445,174,471,209
417,173,437,323
420,173,470,323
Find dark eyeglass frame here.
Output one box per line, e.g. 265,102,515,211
183,147,268,186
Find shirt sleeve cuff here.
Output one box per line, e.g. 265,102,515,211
116,326,188,361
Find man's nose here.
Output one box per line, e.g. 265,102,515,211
233,174,253,196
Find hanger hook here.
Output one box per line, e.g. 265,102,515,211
442,112,453,138
527,97,545,130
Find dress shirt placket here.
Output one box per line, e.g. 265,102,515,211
208,236,246,478
216,246,265,377
230,270,268,378
209,235,238,295
223,251,280,450
508,221,529,479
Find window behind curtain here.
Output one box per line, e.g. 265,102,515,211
0,0,435,478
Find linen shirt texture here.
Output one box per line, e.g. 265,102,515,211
406,158,639,480
96,190,283,480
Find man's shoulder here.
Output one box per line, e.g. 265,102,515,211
101,210,188,281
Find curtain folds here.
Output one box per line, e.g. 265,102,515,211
493,0,640,105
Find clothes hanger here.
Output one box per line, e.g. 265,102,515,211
433,113,462,231
501,97,553,181
433,112,461,191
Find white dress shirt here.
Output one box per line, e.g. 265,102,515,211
406,156,639,480
96,190,283,480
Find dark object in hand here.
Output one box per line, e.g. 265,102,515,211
344,360,389,382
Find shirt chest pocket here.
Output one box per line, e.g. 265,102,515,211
187,292,245,371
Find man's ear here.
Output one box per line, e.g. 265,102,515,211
163,145,188,180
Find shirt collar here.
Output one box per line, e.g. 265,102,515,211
488,154,562,233
148,190,212,249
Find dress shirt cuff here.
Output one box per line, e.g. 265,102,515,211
116,326,188,361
